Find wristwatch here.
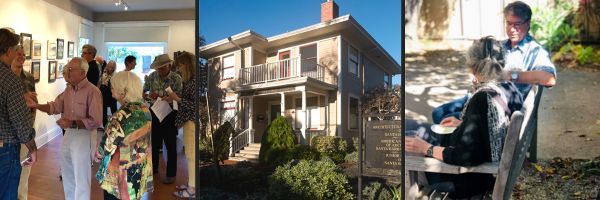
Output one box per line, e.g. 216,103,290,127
426,145,434,157
510,71,519,81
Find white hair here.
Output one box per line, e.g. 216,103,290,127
110,71,143,103
69,57,89,74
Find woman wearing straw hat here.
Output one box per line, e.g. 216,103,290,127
143,54,182,184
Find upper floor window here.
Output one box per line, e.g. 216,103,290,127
223,55,235,80
348,46,358,76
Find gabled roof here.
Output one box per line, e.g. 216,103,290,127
200,14,401,74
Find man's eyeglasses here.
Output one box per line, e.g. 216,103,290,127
506,20,528,28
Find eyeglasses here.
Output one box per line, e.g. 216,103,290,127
506,20,528,28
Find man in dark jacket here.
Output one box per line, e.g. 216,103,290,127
82,44,100,87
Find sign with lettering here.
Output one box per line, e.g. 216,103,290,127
365,120,401,170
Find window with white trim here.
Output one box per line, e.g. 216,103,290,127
348,46,359,76
222,55,235,80
349,97,359,129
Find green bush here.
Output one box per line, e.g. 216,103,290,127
259,116,297,165
268,159,354,200
344,151,358,164
530,0,578,52
212,121,234,163
312,136,349,164
199,136,212,162
217,164,264,195
271,145,321,166
362,182,392,200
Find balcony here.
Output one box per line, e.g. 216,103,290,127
239,57,325,85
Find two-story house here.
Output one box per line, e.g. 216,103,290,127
199,0,401,158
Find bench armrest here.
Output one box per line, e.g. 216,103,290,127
405,155,499,174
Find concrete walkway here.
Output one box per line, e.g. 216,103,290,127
406,49,600,160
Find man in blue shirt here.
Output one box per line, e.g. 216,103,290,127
432,1,557,125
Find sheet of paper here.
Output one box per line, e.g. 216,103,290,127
150,97,173,122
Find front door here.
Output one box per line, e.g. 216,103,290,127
270,104,281,122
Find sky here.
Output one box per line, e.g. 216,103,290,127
199,0,402,85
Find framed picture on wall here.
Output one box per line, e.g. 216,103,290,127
23,61,31,74
31,61,40,83
56,39,64,60
32,40,42,60
57,62,65,79
20,33,32,60
67,41,74,58
48,61,57,83
47,40,56,60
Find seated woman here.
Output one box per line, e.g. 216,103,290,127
95,71,153,200
405,36,523,198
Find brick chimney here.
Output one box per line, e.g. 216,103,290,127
321,0,339,22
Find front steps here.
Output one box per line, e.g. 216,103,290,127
229,143,261,163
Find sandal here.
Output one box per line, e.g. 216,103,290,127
175,184,188,191
173,189,195,199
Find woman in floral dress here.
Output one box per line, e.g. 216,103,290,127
95,71,153,200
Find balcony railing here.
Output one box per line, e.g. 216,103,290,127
239,57,325,85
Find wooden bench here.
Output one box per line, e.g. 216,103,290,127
406,85,544,200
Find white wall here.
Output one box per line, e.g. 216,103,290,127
0,0,90,147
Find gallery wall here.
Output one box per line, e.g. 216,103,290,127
0,0,92,147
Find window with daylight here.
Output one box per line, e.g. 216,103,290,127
106,42,166,80
348,46,358,76
223,55,235,80
349,97,359,129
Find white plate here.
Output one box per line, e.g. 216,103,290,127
431,124,456,134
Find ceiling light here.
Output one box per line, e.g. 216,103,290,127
124,5,128,10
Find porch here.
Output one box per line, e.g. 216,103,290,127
229,85,336,157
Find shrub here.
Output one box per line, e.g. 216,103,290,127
272,145,321,166
530,0,578,52
199,136,212,162
268,159,354,200
212,121,234,163
312,136,349,164
362,182,392,200
259,116,297,165
217,164,264,195
344,151,358,164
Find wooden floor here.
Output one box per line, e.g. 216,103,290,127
26,133,191,200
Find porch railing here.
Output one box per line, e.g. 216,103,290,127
239,57,325,85
229,129,253,156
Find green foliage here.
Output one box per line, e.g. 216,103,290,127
552,43,600,65
268,159,354,200
389,186,402,200
212,121,234,163
530,0,578,52
312,136,349,164
271,145,321,167
107,47,138,63
344,151,358,164
576,46,595,64
259,116,297,165
362,182,392,200
217,164,264,195
199,136,212,162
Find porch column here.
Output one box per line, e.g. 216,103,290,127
280,92,285,116
301,90,307,144
325,94,329,136
248,97,254,144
